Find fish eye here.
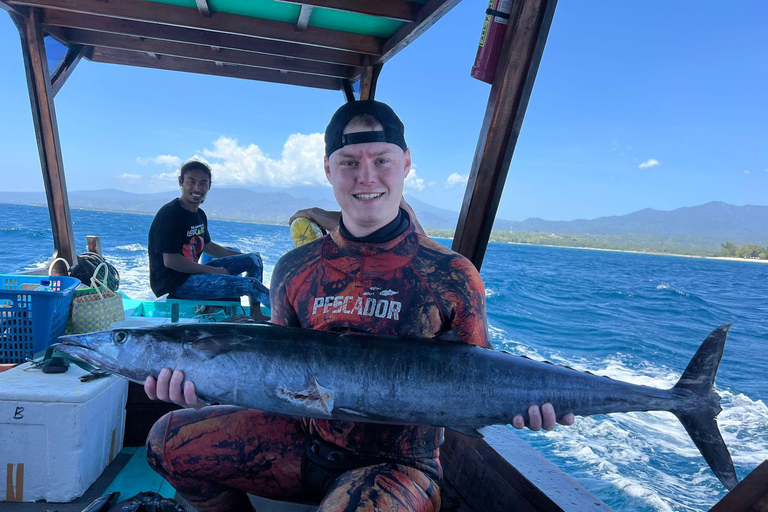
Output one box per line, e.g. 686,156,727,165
113,331,128,344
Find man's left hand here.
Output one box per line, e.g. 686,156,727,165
512,403,575,431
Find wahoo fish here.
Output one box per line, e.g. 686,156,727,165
55,322,738,489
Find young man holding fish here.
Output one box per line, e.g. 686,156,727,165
144,101,574,512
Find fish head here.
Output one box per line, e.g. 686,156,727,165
54,325,187,383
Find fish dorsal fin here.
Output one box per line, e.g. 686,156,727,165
182,335,254,359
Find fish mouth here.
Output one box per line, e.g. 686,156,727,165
53,334,120,372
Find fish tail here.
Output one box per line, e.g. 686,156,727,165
672,324,738,490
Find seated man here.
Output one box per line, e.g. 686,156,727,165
147,160,269,321
144,101,574,512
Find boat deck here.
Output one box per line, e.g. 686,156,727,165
3,445,473,512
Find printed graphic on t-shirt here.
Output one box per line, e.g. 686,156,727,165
182,232,205,262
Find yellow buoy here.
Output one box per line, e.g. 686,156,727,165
290,217,324,248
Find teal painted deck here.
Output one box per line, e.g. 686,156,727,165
103,447,177,500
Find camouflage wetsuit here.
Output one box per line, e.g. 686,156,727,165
146,220,491,512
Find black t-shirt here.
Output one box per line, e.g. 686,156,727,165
148,198,211,297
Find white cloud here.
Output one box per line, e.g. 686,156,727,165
136,155,182,168
404,168,426,192
744,170,751,175
638,158,660,170
131,134,329,190
116,173,141,179
199,134,327,187
446,172,468,189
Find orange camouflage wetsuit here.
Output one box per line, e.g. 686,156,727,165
146,214,491,512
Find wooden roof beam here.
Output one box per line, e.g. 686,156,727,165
40,8,363,67
90,47,344,91
380,0,461,63
452,0,558,269
9,6,77,264
50,42,85,96
46,27,356,79
276,0,420,23
296,5,313,32
9,0,383,55
0,0,27,16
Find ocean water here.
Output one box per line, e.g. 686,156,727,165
2,202,767,512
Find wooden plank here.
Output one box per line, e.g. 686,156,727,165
90,47,343,91
296,5,313,32
442,429,538,512
709,460,768,512
276,0,420,23
9,0,383,55
358,55,375,100
452,0,557,270
10,7,77,265
48,27,356,78
443,427,615,512
379,0,460,63
41,8,363,67
50,42,84,96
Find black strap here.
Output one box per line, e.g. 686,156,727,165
341,131,387,146
486,8,510,19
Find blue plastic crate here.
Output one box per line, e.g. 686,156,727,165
0,274,80,363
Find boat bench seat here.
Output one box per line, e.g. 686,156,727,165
164,297,245,322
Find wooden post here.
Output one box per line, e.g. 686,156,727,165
86,235,102,256
452,0,558,270
51,44,86,97
358,55,381,100
11,7,77,265
341,79,356,103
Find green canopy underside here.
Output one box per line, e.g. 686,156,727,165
149,0,425,37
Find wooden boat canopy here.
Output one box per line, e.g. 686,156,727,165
0,0,558,272
1,0,460,94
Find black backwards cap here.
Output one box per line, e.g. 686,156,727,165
324,100,407,157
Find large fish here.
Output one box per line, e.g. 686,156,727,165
55,322,738,489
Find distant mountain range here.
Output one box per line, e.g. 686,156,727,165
2,189,766,247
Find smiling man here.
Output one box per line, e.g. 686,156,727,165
145,101,572,512
147,160,269,320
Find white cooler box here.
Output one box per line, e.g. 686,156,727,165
0,362,128,502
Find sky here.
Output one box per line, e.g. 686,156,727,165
0,1,766,222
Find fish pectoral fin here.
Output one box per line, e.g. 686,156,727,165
448,427,484,439
435,327,463,344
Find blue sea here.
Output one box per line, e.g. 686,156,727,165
2,202,766,512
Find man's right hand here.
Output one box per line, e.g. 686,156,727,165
145,368,206,409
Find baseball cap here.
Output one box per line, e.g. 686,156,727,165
324,100,407,157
